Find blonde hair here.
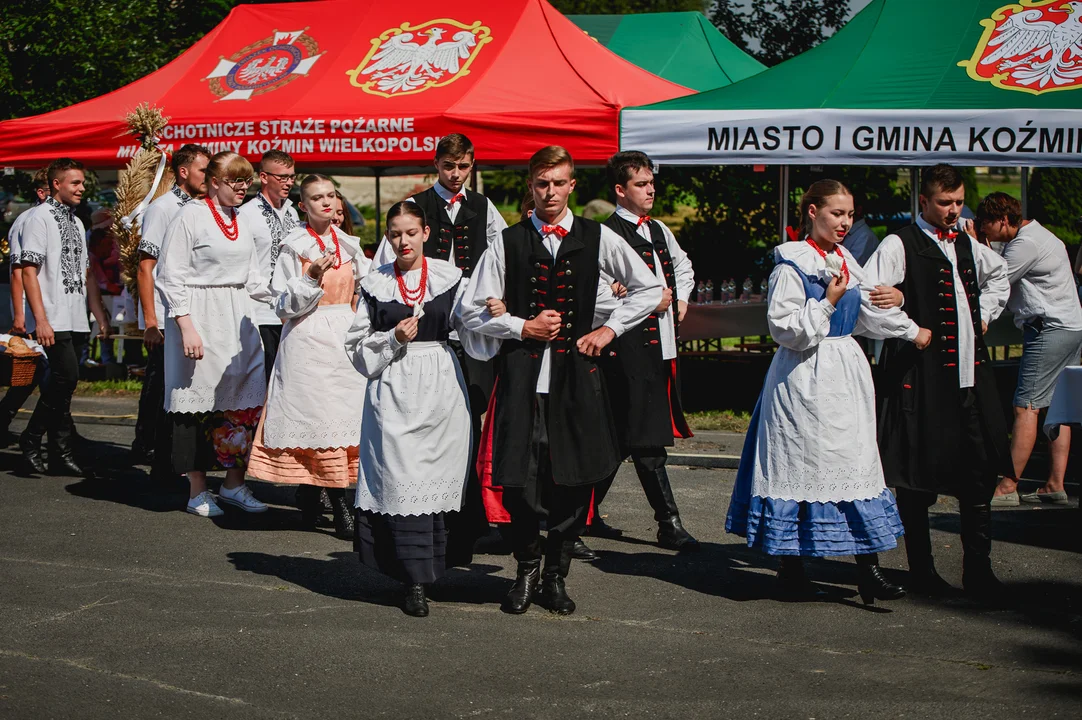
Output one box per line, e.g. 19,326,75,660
206,152,254,184
796,179,851,240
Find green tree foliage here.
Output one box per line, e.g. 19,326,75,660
1029,167,1082,244
711,0,851,67
0,0,256,121
549,0,705,12
669,164,908,286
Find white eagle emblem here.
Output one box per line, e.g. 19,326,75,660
980,1,1082,89
205,30,323,101
238,56,291,84
360,27,479,94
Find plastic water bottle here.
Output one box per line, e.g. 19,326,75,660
742,277,754,303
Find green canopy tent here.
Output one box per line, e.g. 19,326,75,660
568,11,764,91
621,0,1082,233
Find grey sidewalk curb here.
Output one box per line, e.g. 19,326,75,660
667,453,741,469
16,409,137,427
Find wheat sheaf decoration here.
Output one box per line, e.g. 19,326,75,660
113,103,174,298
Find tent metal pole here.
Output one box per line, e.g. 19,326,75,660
778,165,790,241
375,170,382,240
909,168,919,221
1021,166,1030,217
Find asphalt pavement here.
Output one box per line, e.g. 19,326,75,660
0,401,1079,719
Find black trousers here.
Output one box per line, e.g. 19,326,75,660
259,324,282,382
133,341,172,471
593,447,667,513
896,388,995,570
502,395,594,563
25,332,79,436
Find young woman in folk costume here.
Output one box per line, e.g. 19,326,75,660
344,202,493,617
726,179,933,605
157,151,274,518
247,175,371,538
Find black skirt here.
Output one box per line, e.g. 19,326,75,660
355,510,475,585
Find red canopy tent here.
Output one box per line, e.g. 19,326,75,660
0,0,692,170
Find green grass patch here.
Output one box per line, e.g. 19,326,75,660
685,410,751,433
75,379,142,396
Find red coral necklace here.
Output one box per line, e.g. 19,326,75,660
394,257,428,306
205,198,239,241
306,224,341,269
805,238,850,283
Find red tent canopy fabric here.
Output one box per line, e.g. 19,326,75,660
0,0,692,170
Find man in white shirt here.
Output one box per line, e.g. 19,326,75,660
19,158,111,477
131,143,209,471
586,151,699,555
977,192,1082,508
865,164,1011,604
237,150,298,377
0,168,48,441
457,145,662,616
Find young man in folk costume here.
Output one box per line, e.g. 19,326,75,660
582,151,699,556
238,150,299,378
373,133,509,546
19,158,112,477
132,144,210,473
458,146,663,615
0,168,49,442
865,164,1012,602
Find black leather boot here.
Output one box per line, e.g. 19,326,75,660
776,556,821,599
402,583,429,617
327,489,355,541
570,538,599,561
47,421,88,477
296,485,323,530
961,503,1009,605
585,514,623,539
636,463,699,551
855,553,906,605
537,541,576,615
900,502,955,597
19,426,47,475
501,559,541,614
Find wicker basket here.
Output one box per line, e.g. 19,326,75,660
0,352,40,387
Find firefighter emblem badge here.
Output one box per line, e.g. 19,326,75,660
205,30,324,101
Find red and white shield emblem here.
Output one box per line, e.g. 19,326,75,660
346,19,493,98
204,30,324,101
961,1,1082,94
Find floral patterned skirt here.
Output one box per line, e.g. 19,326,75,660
170,408,262,474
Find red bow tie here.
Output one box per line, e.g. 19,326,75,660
935,228,958,241
541,224,569,238
637,215,652,227
447,193,464,206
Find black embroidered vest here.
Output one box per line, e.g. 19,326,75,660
875,225,1008,495
489,216,620,487
600,213,690,448
413,187,489,278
